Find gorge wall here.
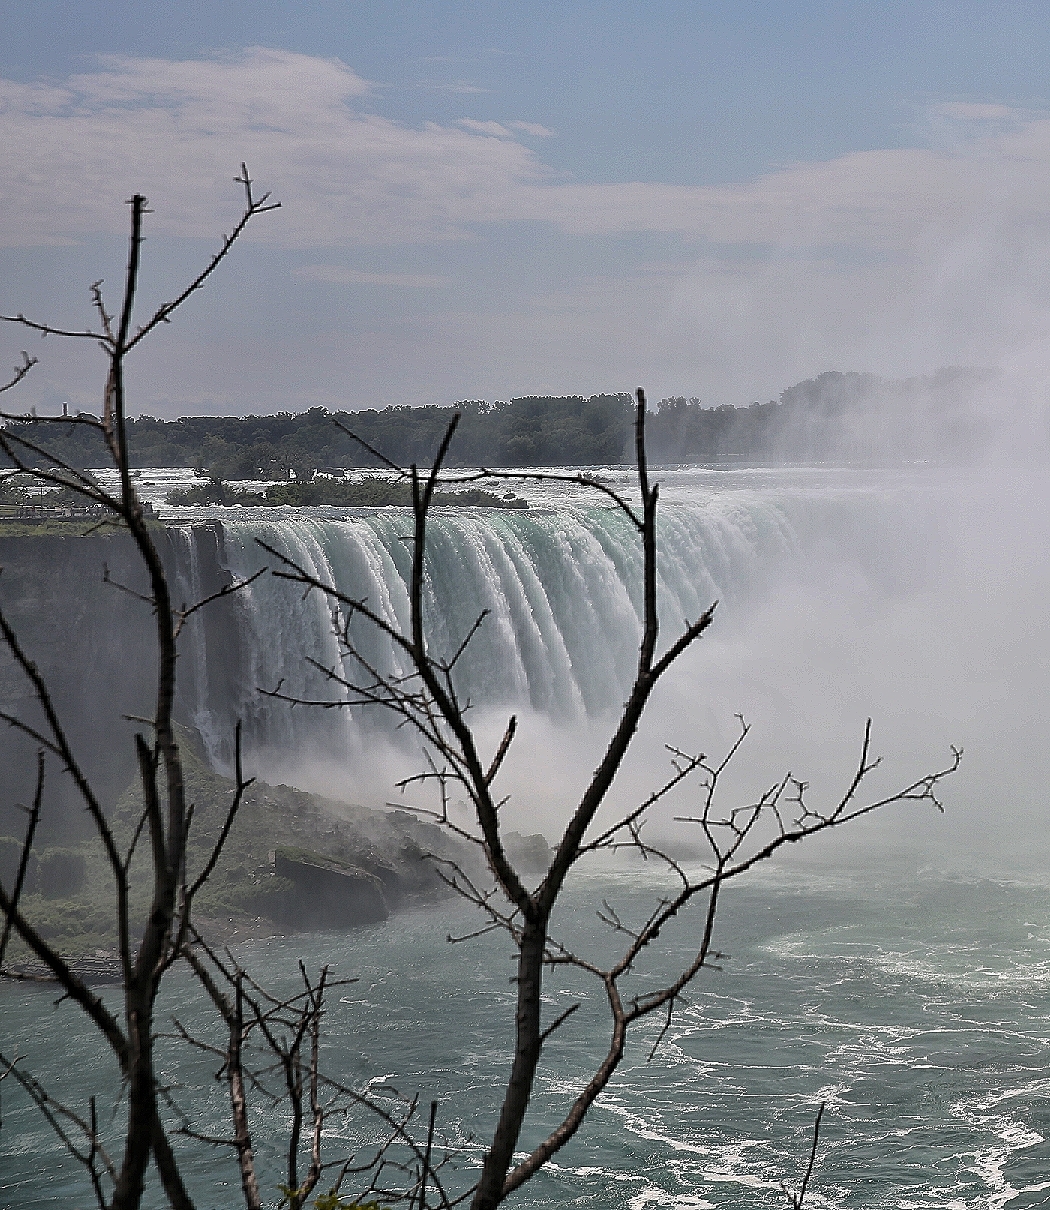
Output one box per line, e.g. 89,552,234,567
0,525,241,840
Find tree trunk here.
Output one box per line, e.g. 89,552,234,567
471,920,546,1210
110,995,156,1210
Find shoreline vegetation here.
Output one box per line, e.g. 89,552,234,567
0,369,995,484
0,470,529,524
0,366,995,528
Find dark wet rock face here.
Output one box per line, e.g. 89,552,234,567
0,532,159,841
503,832,550,873
270,847,389,928
0,764,511,964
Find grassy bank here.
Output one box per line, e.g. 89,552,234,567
166,476,528,508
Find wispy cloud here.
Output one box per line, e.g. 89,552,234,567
508,120,554,137
4,50,1050,268
457,118,514,137
0,48,544,247
295,265,447,286
455,118,554,139
931,101,1018,121
418,79,489,94
7,49,1050,414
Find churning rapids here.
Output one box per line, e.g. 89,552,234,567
4,463,1050,1207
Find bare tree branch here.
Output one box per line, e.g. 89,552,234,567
0,171,279,1210
0,750,44,969
0,351,38,394
786,1103,825,1209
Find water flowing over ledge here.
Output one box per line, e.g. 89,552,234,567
167,484,820,769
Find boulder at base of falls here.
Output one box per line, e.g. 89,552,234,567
269,846,389,929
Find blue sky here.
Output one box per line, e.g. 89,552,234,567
2,1,1050,415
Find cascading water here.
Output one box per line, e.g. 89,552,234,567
154,458,1050,867
158,464,966,815
162,475,839,768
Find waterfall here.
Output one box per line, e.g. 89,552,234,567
162,487,820,767
154,463,1050,864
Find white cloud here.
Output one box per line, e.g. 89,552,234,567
76,47,371,109
931,101,1017,121
294,265,447,286
457,119,513,137
5,51,1050,414
3,50,1050,269
508,121,555,137
0,48,544,247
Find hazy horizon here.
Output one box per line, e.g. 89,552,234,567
4,4,1050,421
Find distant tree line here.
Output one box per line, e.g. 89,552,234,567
0,369,994,478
